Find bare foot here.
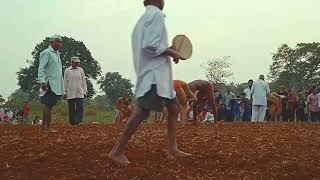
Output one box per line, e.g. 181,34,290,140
40,128,49,137
167,150,191,160
48,128,58,133
108,152,131,166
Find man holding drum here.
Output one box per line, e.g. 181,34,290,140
109,0,191,165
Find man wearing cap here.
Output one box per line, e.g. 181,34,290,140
38,34,64,134
64,57,87,126
108,0,190,165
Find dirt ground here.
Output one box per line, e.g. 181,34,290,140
0,123,320,180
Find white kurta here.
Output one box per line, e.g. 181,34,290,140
251,79,270,106
64,67,88,99
132,5,175,99
251,79,270,122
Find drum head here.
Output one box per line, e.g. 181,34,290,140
172,35,193,60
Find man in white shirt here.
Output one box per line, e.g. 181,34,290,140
243,79,253,100
251,75,270,122
64,57,87,126
109,0,190,166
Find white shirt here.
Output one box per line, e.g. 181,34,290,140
317,93,320,108
7,111,13,118
251,79,270,106
132,5,175,99
243,87,252,99
64,67,88,99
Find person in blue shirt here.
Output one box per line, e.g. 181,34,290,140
37,34,64,134
231,96,242,122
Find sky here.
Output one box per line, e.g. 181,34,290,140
1,0,320,99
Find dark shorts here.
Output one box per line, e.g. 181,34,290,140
136,85,177,112
40,83,61,108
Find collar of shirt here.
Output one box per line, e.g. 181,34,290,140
70,66,79,70
145,5,166,17
48,45,60,54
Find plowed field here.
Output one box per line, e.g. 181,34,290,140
1,123,320,179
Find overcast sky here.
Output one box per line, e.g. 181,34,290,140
1,0,320,98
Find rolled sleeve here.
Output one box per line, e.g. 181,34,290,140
142,12,167,57
37,51,49,84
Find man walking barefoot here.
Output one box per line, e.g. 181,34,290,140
109,0,191,165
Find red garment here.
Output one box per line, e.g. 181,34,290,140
287,95,297,110
23,104,30,113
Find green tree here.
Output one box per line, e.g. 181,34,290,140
5,89,29,108
99,72,134,107
269,43,320,91
202,56,233,83
0,94,5,105
93,95,109,108
216,82,247,96
17,36,102,99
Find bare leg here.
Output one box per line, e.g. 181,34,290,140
41,107,48,133
109,107,148,165
166,103,191,160
192,103,198,124
176,89,187,125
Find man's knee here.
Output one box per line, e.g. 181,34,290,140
45,105,53,111
166,103,179,115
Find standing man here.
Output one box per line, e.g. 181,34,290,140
307,87,319,122
108,0,190,165
244,79,253,100
287,89,297,122
251,75,270,122
222,86,235,121
22,101,30,124
38,34,64,133
64,57,87,126
278,85,289,121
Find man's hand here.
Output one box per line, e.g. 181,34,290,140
63,95,67,100
41,83,48,92
165,48,183,64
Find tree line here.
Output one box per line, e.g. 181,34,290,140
3,36,319,109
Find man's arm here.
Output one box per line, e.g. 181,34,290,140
63,69,69,97
38,51,50,91
250,83,255,96
142,12,182,63
82,69,88,96
266,83,271,96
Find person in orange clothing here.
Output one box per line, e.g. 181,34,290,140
188,80,215,123
268,92,282,122
115,97,130,124
23,101,30,124
173,80,197,124
122,99,134,123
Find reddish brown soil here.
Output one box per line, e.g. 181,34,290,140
0,123,320,180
